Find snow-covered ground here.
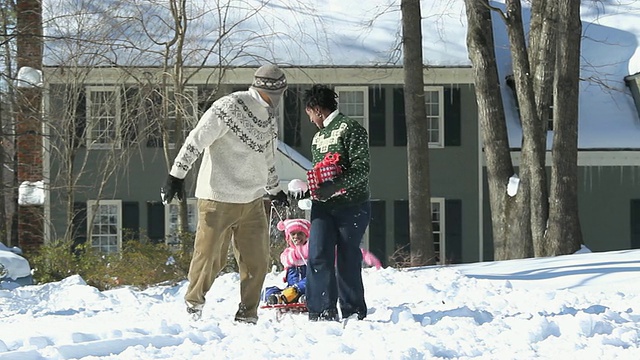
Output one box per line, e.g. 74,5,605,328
1,247,639,359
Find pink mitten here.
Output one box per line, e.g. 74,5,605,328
361,249,382,269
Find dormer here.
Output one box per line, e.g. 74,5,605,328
625,72,640,120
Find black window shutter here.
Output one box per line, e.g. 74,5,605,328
444,87,461,147
122,87,139,146
122,201,140,242
368,87,386,146
369,200,386,266
444,199,463,264
393,88,407,146
73,89,86,149
199,88,215,114
284,86,301,147
232,85,249,93
631,200,640,249
393,200,409,263
147,201,165,244
72,202,87,248
146,89,163,147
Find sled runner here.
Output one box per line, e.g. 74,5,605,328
261,302,308,321
260,302,307,313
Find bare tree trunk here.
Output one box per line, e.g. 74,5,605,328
0,98,6,243
401,0,434,266
527,0,556,256
544,0,582,255
503,0,543,259
464,0,518,260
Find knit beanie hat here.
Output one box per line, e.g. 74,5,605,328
277,218,311,241
250,64,288,108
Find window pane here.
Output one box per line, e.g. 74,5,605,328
431,201,442,262
339,91,365,117
167,202,198,247
429,104,439,116
88,90,117,145
424,89,442,146
90,202,120,253
338,89,367,128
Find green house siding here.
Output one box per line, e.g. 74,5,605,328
367,84,480,264
48,146,192,238
482,164,640,259
578,166,640,251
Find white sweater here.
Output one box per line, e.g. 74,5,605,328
170,89,280,203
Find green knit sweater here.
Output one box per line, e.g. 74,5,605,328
311,113,371,207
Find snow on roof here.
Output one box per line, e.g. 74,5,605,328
42,0,640,149
496,1,640,149
277,141,312,171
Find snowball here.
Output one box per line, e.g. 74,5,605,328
15,66,43,88
507,175,520,197
18,180,45,206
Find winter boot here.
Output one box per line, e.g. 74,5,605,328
266,294,280,305
186,302,203,321
234,303,258,324
309,308,339,322
341,307,367,320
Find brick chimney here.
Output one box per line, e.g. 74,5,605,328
16,0,44,253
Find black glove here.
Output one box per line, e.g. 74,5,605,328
315,181,340,201
269,190,290,207
161,175,185,205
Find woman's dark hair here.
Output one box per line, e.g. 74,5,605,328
303,84,338,112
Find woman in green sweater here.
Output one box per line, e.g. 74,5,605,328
302,84,372,322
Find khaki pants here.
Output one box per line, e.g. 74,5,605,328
184,197,269,318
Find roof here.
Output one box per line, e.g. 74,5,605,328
42,0,640,149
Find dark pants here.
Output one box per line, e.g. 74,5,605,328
306,201,371,316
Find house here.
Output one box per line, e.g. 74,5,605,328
39,0,640,266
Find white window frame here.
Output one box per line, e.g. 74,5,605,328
424,86,445,148
164,198,199,248
335,86,369,131
86,86,121,149
430,198,446,264
167,87,198,149
87,199,122,253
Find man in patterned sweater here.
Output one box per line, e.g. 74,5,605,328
302,84,372,322
161,64,289,324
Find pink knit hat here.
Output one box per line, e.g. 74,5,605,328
277,219,311,240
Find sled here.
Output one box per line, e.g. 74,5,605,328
260,302,308,321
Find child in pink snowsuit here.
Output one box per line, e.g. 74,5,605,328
263,218,381,305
